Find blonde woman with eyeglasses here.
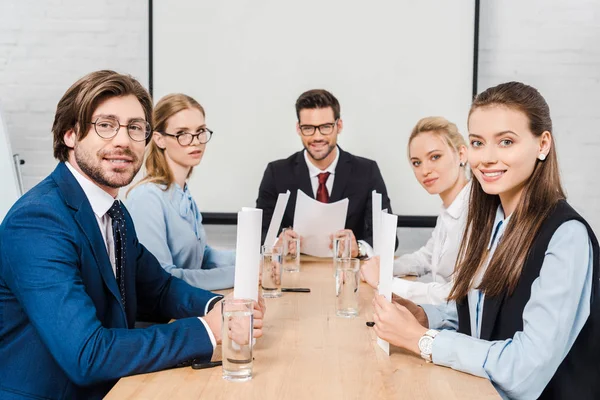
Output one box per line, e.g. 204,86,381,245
127,94,235,290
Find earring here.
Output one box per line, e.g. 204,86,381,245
459,162,465,167
538,153,547,161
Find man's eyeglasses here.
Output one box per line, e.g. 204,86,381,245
299,119,339,136
158,128,214,146
90,116,151,142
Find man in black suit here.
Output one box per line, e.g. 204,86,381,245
256,89,395,259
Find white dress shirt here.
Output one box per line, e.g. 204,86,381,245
303,149,373,255
391,181,471,304
65,162,217,349
303,148,339,196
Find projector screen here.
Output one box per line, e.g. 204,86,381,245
152,0,476,216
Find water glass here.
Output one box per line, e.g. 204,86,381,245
333,233,351,260
261,245,282,298
222,298,254,382
283,237,300,272
335,258,360,317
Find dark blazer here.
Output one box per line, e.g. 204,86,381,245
256,147,395,247
0,163,218,400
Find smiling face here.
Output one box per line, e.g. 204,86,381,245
297,107,342,168
153,107,207,171
468,105,551,214
64,95,146,196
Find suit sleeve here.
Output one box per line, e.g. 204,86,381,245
256,162,278,244
363,161,398,249
0,203,216,387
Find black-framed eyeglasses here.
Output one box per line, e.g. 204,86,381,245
299,119,339,136
90,116,151,142
158,128,214,146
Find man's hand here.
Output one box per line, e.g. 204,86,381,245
360,256,380,288
329,229,359,258
276,228,302,252
202,298,224,345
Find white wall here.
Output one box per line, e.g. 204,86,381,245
0,0,598,231
0,0,148,190
478,0,600,232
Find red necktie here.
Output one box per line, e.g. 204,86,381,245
316,172,331,203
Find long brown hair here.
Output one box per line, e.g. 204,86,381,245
129,93,205,193
448,82,565,300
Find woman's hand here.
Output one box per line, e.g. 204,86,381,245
372,294,428,355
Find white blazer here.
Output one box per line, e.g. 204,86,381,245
392,181,471,304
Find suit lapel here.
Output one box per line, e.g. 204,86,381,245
329,147,351,203
479,293,505,340
293,151,314,198
52,163,125,315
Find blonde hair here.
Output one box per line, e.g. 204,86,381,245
408,116,467,158
129,93,205,194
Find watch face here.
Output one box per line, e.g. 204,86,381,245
418,336,433,354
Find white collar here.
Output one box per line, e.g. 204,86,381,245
303,147,340,178
65,161,116,218
444,180,472,220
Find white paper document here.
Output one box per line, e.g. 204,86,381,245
372,190,382,256
293,190,348,257
233,207,263,301
377,210,398,355
263,190,290,246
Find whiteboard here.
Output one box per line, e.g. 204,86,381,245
0,106,21,222
153,0,475,215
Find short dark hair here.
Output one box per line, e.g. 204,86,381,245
52,70,153,162
295,89,340,121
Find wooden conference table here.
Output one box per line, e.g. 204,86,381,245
107,257,499,400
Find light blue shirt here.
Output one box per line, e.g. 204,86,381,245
126,182,235,291
421,207,593,400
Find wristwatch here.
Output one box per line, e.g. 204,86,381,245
357,241,368,260
418,329,439,362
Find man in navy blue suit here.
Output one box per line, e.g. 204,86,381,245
0,70,264,400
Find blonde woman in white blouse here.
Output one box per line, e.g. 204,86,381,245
360,117,470,305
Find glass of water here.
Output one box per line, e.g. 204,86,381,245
283,237,300,272
261,245,282,298
335,258,360,317
333,232,351,260
222,298,254,382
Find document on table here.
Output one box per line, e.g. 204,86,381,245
233,207,262,301
293,189,348,257
263,190,290,246
377,210,398,355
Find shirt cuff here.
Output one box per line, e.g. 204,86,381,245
205,295,223,315
431,329,490,379
391,277,413,298
198,317,217,350
357,240,374,258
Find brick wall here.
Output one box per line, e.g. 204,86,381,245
0,0,148,190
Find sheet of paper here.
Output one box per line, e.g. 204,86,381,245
263,190,290,246
372,190,382,256
233,207,263,301
293,189,348,257
377,210,398,355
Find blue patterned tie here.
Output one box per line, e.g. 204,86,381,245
106,200,126,307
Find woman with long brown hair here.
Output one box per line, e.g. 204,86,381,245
126,94,235,290
371,82,599,399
